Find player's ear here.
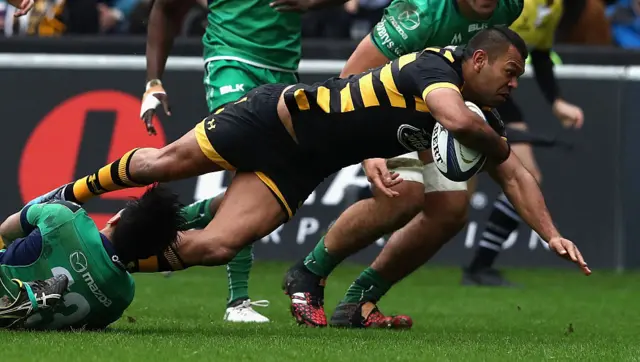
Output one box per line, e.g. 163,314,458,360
472,49,488,72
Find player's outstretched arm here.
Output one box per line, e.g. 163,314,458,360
529,48,584,129
141,0,194,134
487,152,591,275
426,88,511,164
146,0,193,83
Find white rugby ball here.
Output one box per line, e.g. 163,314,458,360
431,101,488,182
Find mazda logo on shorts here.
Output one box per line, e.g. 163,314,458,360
70,251,88,273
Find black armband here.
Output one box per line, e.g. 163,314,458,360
530,49,560,105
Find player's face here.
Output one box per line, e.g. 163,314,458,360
466,0,498,18
472,46,524,107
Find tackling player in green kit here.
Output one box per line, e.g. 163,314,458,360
139,0,347,323
0,186,184,330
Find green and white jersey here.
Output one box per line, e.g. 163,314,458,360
371,0,524,59
0,202,135,330
202,0,301,72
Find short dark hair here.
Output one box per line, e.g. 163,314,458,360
111,185,185,263
464,26,528,62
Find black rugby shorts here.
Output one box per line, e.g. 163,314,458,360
193,84,324,220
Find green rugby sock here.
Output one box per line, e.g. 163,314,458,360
303,236,343,278
227,245,252,306
342,267,393,304
179,198,215,230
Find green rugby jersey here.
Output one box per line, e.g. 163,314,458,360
1,202,134,330
371,0,524,59
202,0,301,72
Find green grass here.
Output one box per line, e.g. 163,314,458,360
1,262,639,362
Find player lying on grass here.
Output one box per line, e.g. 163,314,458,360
25,28,589,305
0,186,184,330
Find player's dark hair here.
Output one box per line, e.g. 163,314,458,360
464,26,529,62
110,185,185,263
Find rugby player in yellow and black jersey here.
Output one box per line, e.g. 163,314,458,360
24,27,590,285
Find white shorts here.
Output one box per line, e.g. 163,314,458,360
386,152,467,193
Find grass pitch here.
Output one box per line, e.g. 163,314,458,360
1,262,638,362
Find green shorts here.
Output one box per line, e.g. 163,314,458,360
203,59,299,112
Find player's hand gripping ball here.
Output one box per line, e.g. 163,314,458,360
431,101,487,182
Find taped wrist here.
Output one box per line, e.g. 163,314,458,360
146,79,163,91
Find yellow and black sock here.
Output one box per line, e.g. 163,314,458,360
128,245,186,273
65,149,146,204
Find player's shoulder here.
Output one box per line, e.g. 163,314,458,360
400,46,462,81
418,46,461,65
45,200,82,213
384,0,440,26
29,200,81,218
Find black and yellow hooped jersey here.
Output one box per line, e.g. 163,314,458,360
283,46,464,173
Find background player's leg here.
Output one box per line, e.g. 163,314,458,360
330,168,469,328
51,127,225,205
465,122,541,286
173,173,287,268
342,191,468,302
302,180,423,279
283,160,424,327
204,60,283,323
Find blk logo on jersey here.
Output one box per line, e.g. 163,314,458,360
468,23,488,32
450,33,462,44
396,124,430,151
220,84,245,95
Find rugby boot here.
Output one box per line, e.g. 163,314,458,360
25,183,72,207
282,261,327,327
330,301,413,329
461,267,519,287
0,275,69,328
223,298,270,323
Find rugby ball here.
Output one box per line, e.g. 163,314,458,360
431,101,488,182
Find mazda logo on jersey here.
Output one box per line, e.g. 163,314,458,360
70,251,88,273
397,124,430,151
389,0,420,31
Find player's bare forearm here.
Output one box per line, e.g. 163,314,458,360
488,152,560,242
427,88,510,163
0,212,25,243
146,0,193,81
340,35,390,77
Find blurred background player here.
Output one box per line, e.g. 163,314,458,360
283,0,525,328
138,0,349,323
463,0,585,286
0,186,184,330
